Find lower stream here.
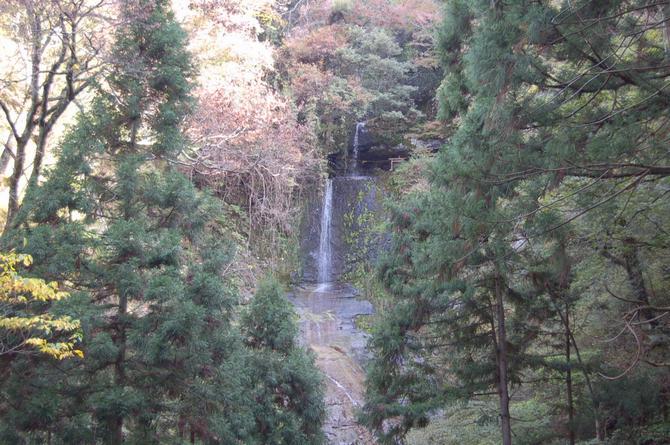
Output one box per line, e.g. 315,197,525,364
289,283,376,444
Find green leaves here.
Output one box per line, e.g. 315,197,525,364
0,1,266,442
243,278,298,353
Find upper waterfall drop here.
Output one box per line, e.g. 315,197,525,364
317,178,334,288
351,122,366,173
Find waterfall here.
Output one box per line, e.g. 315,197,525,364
313,123,372,288
351,122,365,172
317,178,334,286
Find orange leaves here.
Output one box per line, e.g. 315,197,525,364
289,63,334,106
288,0,440,33
189,73,308,171
285,24,348,64
183,0,275,32
184,0,309,168
348,0,440,31
283,0,442,120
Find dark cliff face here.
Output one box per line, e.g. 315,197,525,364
327,124,412,174
351,124,412,168
299,176,382,284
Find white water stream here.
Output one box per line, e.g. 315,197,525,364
351,121,365,172
317,178,334,288
317,122,368,291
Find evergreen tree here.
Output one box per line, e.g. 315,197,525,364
0,1,255,443
241,278,326,445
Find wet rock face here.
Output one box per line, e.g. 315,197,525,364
348,123,376,153
346,124,410,172
288,284,376,445
327,125,413,173
299,193,321,284
299,176,382,284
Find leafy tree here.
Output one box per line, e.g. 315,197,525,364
182,0,320,266
0,0,109,231
335,25,420,129
284,0,441,154
363,0,670,444
0,252,82,359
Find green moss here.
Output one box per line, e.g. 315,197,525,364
354,314,374,333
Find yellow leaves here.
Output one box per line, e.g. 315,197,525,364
25,338,84,360
517,83,540,100
0,252,83,360
0,315,80,333
0,253,68,304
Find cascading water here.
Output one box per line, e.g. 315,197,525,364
351,122,365,173
317,178,334,287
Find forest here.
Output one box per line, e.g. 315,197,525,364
0,0,668,444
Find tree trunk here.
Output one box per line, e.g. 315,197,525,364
5,138,27,233
565,305,575,445
602,239,654,324
1,4,88,234
3,6,39,234
21,126,49,211
0,137,13,174
495,276,513,445
109,416,123,445
110,293,128,445
661,5,670,56
561,311,603,442
621,238,655,324
178,416,185,439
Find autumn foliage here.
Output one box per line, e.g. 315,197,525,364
0,252,81,359
179,0,321,263
282,0,441,153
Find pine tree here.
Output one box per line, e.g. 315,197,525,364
362,3,537,443
364,0,670,443
241,278,326,445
